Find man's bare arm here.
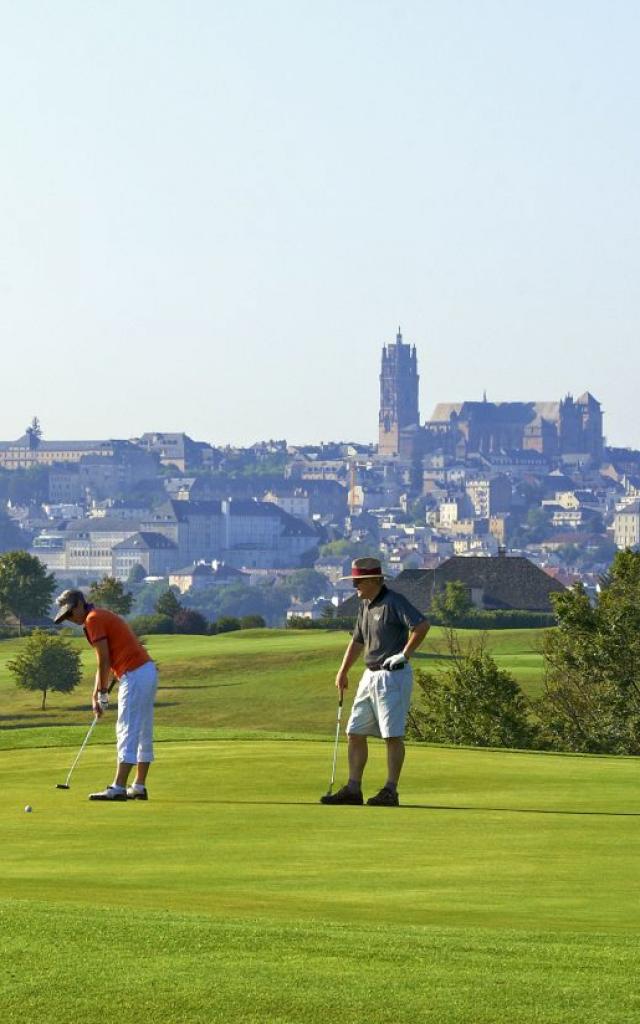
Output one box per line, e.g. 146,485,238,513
403,620,430,659
335,639,364,692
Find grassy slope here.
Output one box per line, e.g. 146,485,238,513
0,627,547,744
2,738,640,1024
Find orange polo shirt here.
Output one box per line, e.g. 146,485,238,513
84,607,151,679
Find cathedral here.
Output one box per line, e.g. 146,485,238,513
378,329,604,462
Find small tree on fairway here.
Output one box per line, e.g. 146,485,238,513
88,576,133,615
155,588,182,620
408,631,537,749
0,550,56,635
8,629,82,710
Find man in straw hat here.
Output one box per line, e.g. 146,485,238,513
321,557,429,807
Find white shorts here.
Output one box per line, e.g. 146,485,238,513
116,661,157,764
346,665,413,739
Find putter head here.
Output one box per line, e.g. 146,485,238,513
56,784,70,790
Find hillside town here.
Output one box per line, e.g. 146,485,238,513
2,329,639,623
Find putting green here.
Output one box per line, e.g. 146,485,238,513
2,736,640,1023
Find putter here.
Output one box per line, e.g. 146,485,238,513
325,691,344,797
56,680,116,790
56,714,99,789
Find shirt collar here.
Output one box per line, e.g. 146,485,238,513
367,584,387,608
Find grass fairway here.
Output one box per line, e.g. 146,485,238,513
3,734,640,1023
0,627,547,742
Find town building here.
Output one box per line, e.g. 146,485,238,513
341,553,565,616
614,501,640,550
378,328,420,457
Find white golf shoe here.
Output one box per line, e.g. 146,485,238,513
126,784,148,801
89,785,127,801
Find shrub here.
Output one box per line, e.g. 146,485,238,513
173,608,209,635
129,614,175,636
240,615,266,629
216,616,242,633
408,632,538,749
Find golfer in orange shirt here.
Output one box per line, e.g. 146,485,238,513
54,589,158,802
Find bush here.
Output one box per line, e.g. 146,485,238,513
408,632,538,749
129,614,175,636
216,616,242,633
240,615,266,629
286,615,356,631
427,609,556,630
173,608,209,635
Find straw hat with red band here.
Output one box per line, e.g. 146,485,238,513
340,557,385,581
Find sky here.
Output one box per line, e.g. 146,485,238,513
1,1,639,449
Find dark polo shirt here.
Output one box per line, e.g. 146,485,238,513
352,585,427,667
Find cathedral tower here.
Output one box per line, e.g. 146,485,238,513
378,328,420,456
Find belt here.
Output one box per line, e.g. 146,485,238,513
367,660,407,672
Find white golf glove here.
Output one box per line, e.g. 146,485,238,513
382,653,408,671
97,691,109,711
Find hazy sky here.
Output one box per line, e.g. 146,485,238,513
2,1,639,448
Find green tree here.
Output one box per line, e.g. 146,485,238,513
408,632,536,749
173,608,209,634
127,563,147,586
88,576,133,615
216,616,241,633
0,550,56,635
8,629,82,710
536,549,640,753
0,508,23,552
280,569,329,602
155,588,183,619
318,539,376,560
240,614,266,629
430,581,472,626
131,579,170,616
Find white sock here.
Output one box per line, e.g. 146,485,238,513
110,783,126,792
131,782,145,791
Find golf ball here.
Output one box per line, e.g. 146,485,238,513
24,805,33,813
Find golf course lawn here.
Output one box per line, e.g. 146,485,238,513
3,736,640,1023
0,626,547,740
2,628,638,1023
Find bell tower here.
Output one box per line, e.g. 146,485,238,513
378,327,420,456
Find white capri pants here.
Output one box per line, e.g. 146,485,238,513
116,660,158,764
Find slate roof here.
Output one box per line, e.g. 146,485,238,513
145,499,317,536
112,532,178,551
66,517,142,536
617,501,640,516
340,555,565,616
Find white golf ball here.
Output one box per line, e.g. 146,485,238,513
24,805,33,813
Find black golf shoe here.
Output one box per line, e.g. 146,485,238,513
366,786,400,807
320,785,363,805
